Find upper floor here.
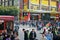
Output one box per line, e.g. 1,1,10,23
20,0,60,12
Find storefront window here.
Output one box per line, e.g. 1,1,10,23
41,5,49,11
41,13,50,20
30,4,40,10
51,7,57,11
30,15,38,20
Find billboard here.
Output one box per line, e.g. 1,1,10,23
50,1,56,7
30,0,39,4
30,0,40,10
42,0,48,6
23,0,28,11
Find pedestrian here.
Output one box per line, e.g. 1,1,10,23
45,30,53,40
22,29,27,40
41,29,47,40
0,34,3,40
52,27,58,40
6,34,11,40
10,31,15,40
29,29,36,40
14,32,19,40
26,30,29,40
2,30,8,40
41,33,47,40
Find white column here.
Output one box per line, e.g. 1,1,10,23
29,0,31,9
50,0,51,11
40,0,42,10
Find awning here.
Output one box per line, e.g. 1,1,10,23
0,16,14,21
23,9,60,13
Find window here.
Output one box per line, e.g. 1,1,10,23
41,5,49,11
41,13,50,20
2,0,4,2
30,4,40,10
51,7,57,11
0,0,1,5
9,0,12,6
5,1,8,6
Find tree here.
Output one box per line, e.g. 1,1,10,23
0,6,20,16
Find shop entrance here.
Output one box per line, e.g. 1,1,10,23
30,15,38,20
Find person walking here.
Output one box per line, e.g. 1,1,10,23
2,30,8,40
22,29,28,40
14,32,19,40
6,34,11,40
26,30,29,40
10,31,15,40
45,30,53,40
29,29,36,40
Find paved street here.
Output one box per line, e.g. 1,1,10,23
18,24,43,40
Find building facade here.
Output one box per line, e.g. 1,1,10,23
0,0,15,6
0,0,19,6
20,0,60,21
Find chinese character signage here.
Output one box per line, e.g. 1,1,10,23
30,0,39,5
50,1,56,7
23,0,28,11
42,0,48,6
29,0,40,11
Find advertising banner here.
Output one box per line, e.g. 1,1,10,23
50,1,56,7
42,0,48,6
24,0,28,11
30,0,39,5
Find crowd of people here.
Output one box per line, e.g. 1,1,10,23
20,20,60,40
0,29,19,40
22,29,37,40
0,20,60,40
20,20,59,30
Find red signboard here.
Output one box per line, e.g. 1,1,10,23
0,16,14,21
